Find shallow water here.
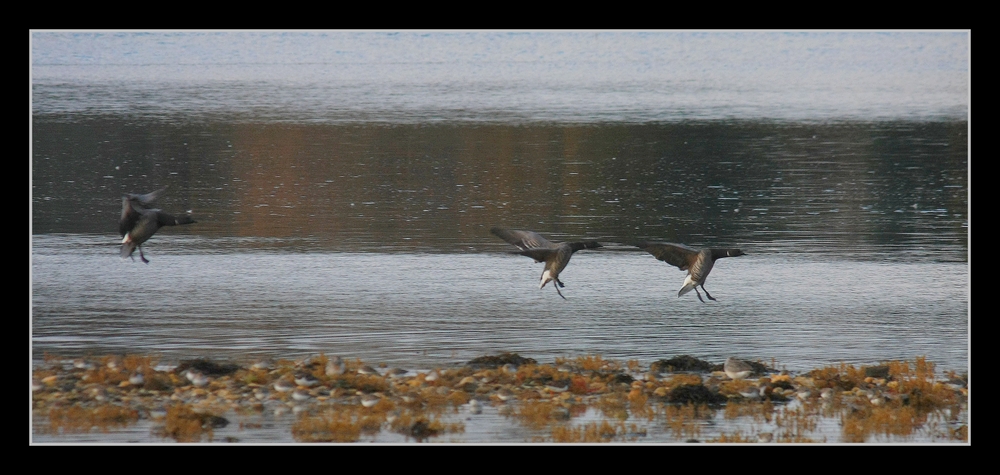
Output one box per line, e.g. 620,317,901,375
31,234,969,374
31,30,969,443
30,396,966,444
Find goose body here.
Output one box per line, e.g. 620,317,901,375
119,187,195,263
119,186,168,238
491,227,602,299
633,241,744,302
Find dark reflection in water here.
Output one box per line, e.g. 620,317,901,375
32,119,967,260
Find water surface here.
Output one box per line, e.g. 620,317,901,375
32,234,968,373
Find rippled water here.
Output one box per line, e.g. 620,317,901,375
30,30,969,443
32,234,968,373
31,31,968,123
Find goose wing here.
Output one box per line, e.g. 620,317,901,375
491,227,555,250
125,186,168,207
120,199,142,237
634,242,700,270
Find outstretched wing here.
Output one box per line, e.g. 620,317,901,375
120,200,141,237
126,186,168,208
491,227,555,250
633,242,699,271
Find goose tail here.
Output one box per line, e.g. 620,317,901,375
678,275,696,297
121,241,137,260
539,269,554,289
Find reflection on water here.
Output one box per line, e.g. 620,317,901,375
32,121,968,261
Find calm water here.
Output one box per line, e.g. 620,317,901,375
30,31,969,443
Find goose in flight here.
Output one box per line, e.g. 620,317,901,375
633,241,744,302
119,186,195,263
491,227,602,299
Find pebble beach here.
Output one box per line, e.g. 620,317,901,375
31,353,969,444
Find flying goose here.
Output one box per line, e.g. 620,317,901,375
119,187,196,263
491,227,602,299
633,241,744,302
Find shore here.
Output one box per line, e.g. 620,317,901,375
31,353,969,444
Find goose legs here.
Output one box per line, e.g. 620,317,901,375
554,277,567,299
694,285,717,303
554,284,566,300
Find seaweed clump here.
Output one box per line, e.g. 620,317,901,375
669,384,727,405
161,404,229,442
467,352,537,369
651,355,714,373
175,358,240,377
